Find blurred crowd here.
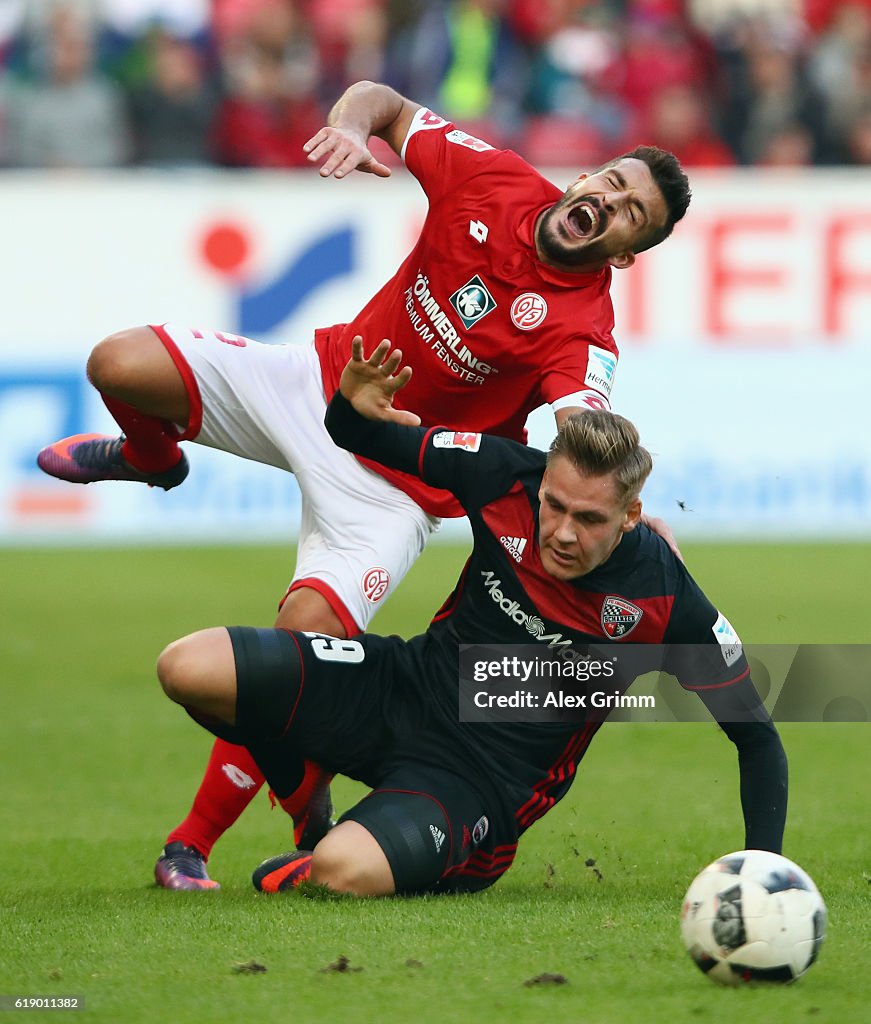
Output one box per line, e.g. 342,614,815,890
0,0,868,170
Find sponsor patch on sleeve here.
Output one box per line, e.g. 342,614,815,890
445,129,494,153
584,347,618,398
712,611,743,667
432,430,482,452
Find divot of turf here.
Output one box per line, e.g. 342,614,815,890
585,857,604,881
523,973,569,987
320,956,363,974
231,961,267,974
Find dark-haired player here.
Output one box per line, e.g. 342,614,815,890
156,340,787,897
38,81,692,889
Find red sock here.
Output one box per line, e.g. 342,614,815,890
274,761,334,821
167,739,265,859
101,393,182,473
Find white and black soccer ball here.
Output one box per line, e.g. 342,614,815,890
680,850,826,985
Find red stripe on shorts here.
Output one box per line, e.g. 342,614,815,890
283,579,362,638
148,324,204,441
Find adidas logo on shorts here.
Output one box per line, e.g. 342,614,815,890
429,824,446,852
500,535,528,563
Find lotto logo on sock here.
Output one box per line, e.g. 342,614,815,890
222,763,257,789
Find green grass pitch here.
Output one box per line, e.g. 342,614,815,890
1,542,869,1023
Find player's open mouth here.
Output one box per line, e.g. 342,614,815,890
567,202,600,239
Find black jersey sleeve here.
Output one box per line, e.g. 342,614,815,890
661,563,788,853
325,390,543,512
661,564,752,690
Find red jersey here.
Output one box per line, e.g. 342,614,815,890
315,107,618,517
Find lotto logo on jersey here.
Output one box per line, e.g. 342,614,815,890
584,347,617,398
712,611,743,666
433,430,482,452
362,567,390,603
449,275,497,329
601,596,643,638
510,293,548,331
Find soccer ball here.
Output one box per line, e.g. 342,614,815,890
680,850,826,985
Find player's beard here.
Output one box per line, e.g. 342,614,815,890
536,198,611,270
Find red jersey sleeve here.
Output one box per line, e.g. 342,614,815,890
401,108,505,205
540,332,620,414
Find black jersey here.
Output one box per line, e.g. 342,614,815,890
325,394,786,848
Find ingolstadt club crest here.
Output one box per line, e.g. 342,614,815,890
601,596,643,638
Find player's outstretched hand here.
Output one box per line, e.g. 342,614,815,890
340,337,422,426
303,126,392,179
642,513,684,562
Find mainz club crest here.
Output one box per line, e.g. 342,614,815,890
362,567,390,603
510,292,548,330
601,596,643,638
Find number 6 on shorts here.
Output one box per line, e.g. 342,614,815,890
302,632,365,663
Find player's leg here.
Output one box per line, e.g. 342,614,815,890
157,626,310,824
159,625,400,889
37,325,192,488
253,820,395,896
156,552,365,889
153,625,251,890
253,767,513,898
161,584,347,885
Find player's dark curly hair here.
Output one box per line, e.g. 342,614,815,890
547,410,653,508
599,145,691,253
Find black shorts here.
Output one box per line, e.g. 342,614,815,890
340,763,518,895
227,626,519,895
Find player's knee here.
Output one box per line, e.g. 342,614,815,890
157,629,232,708
156,637,198,705
86,327,156,395
310,825,395,897
309,847,373,896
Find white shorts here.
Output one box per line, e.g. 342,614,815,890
151,323,440,633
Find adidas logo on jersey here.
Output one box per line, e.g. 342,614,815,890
429,824,446,852
500,535,528,562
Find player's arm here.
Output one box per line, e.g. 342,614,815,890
665,588,788,854
304,81,420,179
697,685,788,855
325,338,532,505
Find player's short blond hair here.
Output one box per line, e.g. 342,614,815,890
547,410,653,508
